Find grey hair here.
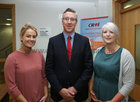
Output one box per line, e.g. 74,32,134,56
102,22,119,36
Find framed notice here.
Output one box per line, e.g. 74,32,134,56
37,27,51,37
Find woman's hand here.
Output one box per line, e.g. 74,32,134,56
39,96,47,102
90,90,101,102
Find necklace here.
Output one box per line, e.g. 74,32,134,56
105,45,120,54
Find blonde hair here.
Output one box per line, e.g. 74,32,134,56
20,23,38,37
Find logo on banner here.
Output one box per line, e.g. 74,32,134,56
88,23,100,27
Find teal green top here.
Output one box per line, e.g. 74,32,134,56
93,46,122,101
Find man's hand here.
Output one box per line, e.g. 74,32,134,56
59,88,74,101
68,86,77,96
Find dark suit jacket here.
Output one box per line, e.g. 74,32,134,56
45,33,93,102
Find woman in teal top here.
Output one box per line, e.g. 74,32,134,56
93,46,122,101
89,22,135,102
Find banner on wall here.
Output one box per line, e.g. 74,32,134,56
80,16,111,54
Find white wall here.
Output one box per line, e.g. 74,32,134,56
0,0,112,57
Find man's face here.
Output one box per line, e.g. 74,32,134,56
62,12,77,35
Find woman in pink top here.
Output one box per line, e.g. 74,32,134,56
4,24,48,102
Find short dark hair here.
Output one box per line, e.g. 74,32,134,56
62,8,77,21
63,8,76,14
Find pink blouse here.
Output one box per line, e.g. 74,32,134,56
4,51,47,102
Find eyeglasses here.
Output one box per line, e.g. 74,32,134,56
63,17,77,22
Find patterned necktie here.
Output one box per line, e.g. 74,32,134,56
67,36,72,62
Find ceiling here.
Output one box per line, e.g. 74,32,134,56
33,0,96,2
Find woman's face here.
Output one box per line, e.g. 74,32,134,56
20,28,37,49
102,28,118,44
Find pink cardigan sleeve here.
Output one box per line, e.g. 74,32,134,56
4,54,21,99
40,53,48,86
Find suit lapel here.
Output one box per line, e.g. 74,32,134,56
70,33,79,64
60,33,70,64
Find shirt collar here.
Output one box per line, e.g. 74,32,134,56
63,32,75,40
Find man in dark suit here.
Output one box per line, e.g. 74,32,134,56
45,8,93,102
